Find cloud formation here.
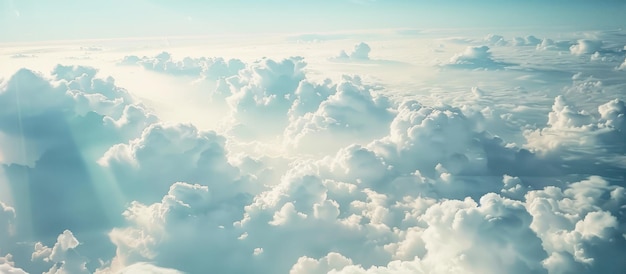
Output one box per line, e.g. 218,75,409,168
2,30,626,274
120,52,245,79
445,46,512,69
334,42,372,61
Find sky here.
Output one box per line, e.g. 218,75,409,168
2,0,626,41
1,1,626,274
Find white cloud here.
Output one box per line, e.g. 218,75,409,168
536,38,572,51
32,230,90,274
334,42,372,61
512,35,541,47
111,262,184,274
294,193,547,274
284,76,394,154
2,29,626,274
618,58,626,70
120,52,245,79
526,176,626,273
99,123,255,203
525,96,626,155
0,201,15,240
445,46,511,69
290,252,353,274
484,34,507,46
570,39,603,55
224,57,307,139
0,65,158,242
0,254,27,274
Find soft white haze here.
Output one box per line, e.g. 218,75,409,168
1,1,626,273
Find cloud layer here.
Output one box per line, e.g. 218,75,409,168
1,28,625,274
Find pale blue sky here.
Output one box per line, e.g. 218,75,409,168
1,0,625,42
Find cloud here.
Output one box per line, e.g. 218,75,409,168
284,76,394,154
111,262,184,274
10,54,36,59
524,95,626,155
32,230,90,274
570,39,603,55
101,181,257,273
291,193,547,274
444,46,512,70
483,34,507,46
525,176,626,273
223,57,307,139
99,123,254,204
2,40,626,274
536,38,572,51
512,35,542,46
120,52,245,79
0,201,15,240
0,254,27,274
334,42,372,61
618,58,626,70
0,65,157,241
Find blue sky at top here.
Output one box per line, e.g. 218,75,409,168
1,0,625,42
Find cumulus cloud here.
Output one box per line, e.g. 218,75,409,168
445,46,512,69
120,52,245,79
526,176,626,273
0,254,27,274
223,57,307,139
110,262,184,274
2,40,626,274
32,230,90,274
288,193,547,274
525,95,626,155
222,57,395,144
99,123,254,203
0,65,157,241
284,76,394,154
334,42,372,61
570,39,603,55
101,181,258,273
536,38,572,51
483,34,507,46
512,35,542,46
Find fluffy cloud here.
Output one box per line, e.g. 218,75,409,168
483,34,507,46
99,123,254,203
3,35,626,274
569,39,603,55
512,35,542,46
0,201,15,241
334,42,372,61
0,254,27,274
291,193,547,274
445,46,511,69
284,76,394,154
223,57,307,139
536,38,572,51
524,96,626,155
526,176,626,273
120,52,245,79
0,66,157,241
222,57,395,145
32,230,90,274
111,262,184,274
102,181,257,273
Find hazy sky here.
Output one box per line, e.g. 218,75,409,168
1,0,626,42
2,1,626,273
